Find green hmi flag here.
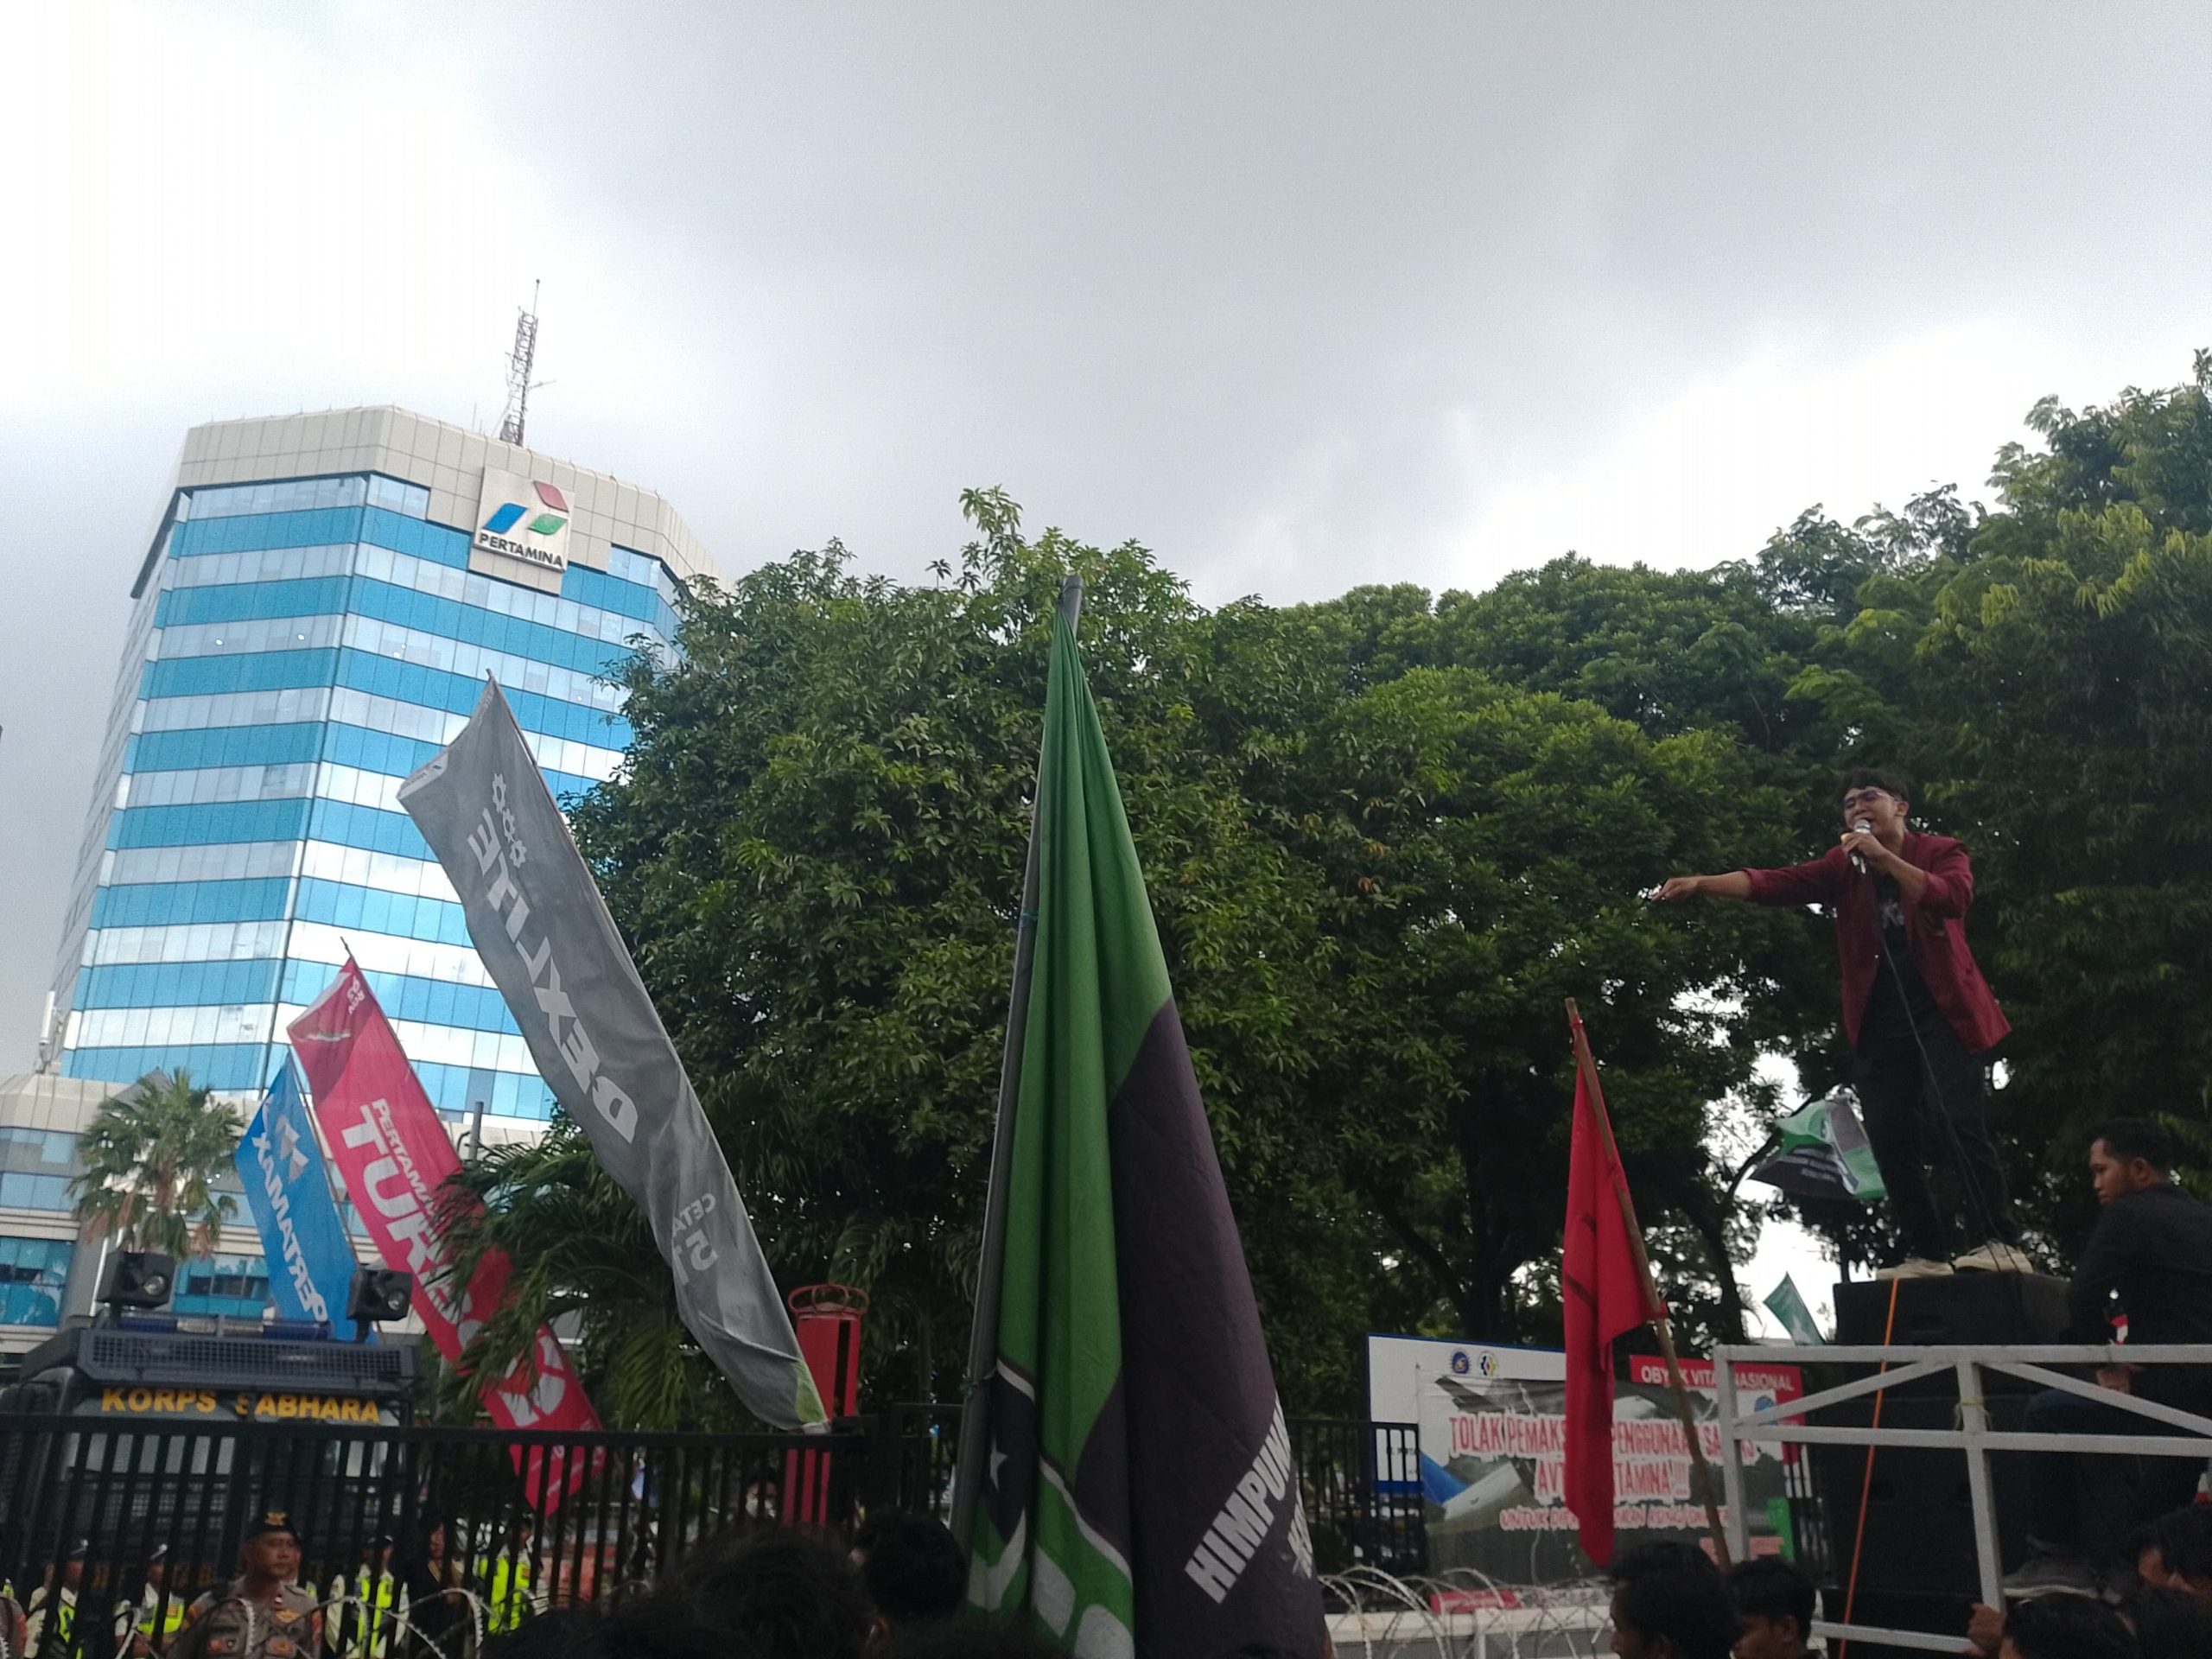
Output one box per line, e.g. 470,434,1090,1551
962,586,1323,1659
1747,1090,1888,1205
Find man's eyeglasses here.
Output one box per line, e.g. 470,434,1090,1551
1841,789,1892,810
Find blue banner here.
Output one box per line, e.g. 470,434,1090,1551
236,1059,361,1338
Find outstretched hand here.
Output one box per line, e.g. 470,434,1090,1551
1650,876,1704,902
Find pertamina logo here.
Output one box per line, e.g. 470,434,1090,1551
473,468,575,574
483,480,569,539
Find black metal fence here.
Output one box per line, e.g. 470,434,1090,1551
1290,1418,1426,1577
0,1410,1423,1656
0,1414,862,1658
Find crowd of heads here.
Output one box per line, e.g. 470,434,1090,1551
0,1510,1071,1659
474,1516,1064,1659
25,1495,2212,1659
1605,1508,2212,1659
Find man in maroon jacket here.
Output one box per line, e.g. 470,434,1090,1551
1656,769,2026,1279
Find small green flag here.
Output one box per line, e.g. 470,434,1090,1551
1763,1274,1827,1346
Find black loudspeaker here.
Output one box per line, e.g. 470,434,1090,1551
1810,1391,2040,1594
1830,1587,1978,1659
1834,1272,2071,1349
1821,1275,2057,1604
346,1267,413,1325
99,1250,175,1308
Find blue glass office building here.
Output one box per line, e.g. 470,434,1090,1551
44,407,714,1133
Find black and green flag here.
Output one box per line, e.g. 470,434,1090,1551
961,582,1323,1659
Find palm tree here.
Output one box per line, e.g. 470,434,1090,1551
70,1070,244,1260
442,1128,715,1428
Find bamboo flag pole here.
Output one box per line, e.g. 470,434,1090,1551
1565,997,1733,1568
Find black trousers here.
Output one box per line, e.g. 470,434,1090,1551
2024,1385,2210,1558
1853,1014,2019,1260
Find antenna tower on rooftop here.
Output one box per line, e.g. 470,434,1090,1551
498,281,542,447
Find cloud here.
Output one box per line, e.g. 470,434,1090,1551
0,2,677,423
3,0,2210,1071
1436,321,2191,588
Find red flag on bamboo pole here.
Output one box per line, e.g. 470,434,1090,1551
1561,1003,1664,1567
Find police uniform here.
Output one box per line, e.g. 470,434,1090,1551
322,1543,402,1659
115,1548,187,1658
480,1551,533,1636
25,1587,79,1659
25,1545,86,1659
168,1516,319,1659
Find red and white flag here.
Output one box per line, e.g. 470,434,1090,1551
289,959,601,1500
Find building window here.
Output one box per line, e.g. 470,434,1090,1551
365,475,431,518
182,477,368,520
0,1173,74,1211
0,1237,73,1326
172,1254,271,1319
0,1128,79,1173
0,1131,79,1211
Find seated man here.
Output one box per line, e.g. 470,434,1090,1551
1607,1541,1737,1659
1726,1558,1819,1659
2005,1120,2212,1597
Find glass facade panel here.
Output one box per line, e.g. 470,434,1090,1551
181,474,425,522
0,1128,79,1172
296,840,455,899
63,1044,271,1091
106,842,296,884
110,797,314,850
55,457,683,1140
129,723,325,773
80,957,283,1010
121,767,317,810
92,876,292,929
0,1238,73,1326
89,920,291,967
155,615,347,658
0,1173,73,1211
172,1252,272,1319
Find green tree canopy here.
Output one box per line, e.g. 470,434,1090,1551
450,357,2212,1426
1787,363,2212,1245
450,506,1808,1423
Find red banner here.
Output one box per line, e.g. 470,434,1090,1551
289,960,601,1501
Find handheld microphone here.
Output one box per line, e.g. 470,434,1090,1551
1851,817,1872,874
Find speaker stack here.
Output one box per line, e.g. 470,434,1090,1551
1813,1273,2085,1656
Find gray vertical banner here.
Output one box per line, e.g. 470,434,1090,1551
398,679,826,1429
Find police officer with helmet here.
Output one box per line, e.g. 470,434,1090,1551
24,1542,86,1659
115,1544,186,1658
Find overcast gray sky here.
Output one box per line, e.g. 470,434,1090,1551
4,0,2209,1079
